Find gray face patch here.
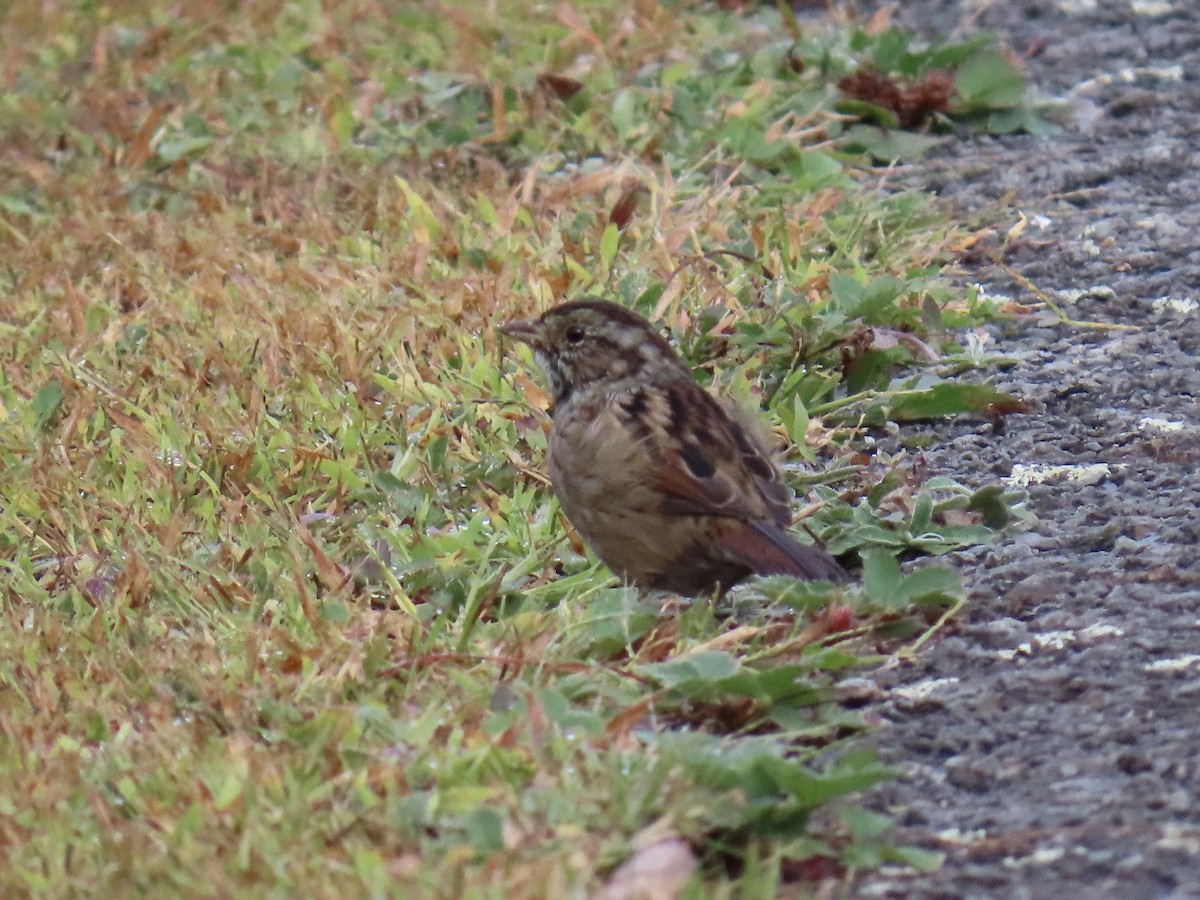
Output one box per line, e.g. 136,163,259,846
534,349,565,401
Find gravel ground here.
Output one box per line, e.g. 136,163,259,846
844,1,1200,897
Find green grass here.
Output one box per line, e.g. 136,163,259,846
0,1,1032,895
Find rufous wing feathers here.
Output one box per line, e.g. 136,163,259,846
719,520,848,584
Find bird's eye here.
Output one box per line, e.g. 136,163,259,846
565,325,586,344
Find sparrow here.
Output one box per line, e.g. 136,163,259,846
502,298,847,596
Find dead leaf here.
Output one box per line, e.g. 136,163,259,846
596,829,696,900
538,71,584,101
604,691,664,744
126,103,169,168
608,185,643,230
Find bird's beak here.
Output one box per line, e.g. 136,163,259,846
499,317,544,349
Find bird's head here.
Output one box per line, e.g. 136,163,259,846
501,299,687,405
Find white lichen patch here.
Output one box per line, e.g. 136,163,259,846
1137,416,1186,433
1151,296,1198,315
1120,64,1183,83
1130,0,1174,15
891,677,961,701
1056,285,1116,305
1002,846,1067,868
1156,824,1200,854
1073,65,1183,94
1006,463,1112,488
1030,630,1076,651
996,624,1122,661
1144,655,1200,674
936,828,990,844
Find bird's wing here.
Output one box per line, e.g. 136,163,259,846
614,381,790,525
718,397,795,528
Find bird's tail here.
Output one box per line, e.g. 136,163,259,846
726,520,848,583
